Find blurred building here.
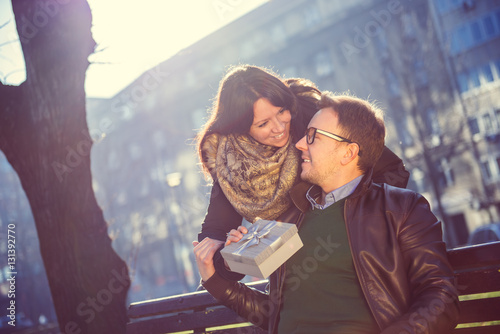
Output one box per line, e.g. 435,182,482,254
80,0,500,301
430,0,500,244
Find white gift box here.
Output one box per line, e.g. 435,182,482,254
220,219,303,279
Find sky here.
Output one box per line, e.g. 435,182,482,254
0,0,268,98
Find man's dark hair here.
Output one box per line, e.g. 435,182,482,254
318,92,385,172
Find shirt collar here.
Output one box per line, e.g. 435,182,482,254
306,174,364,210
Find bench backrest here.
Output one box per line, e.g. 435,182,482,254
127,241,500,334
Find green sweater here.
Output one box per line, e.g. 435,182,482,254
278,199,378,334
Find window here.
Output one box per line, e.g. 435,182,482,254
435,0,462,14
482,113,493,133
468,109,500,137
480,160,492,180
449,11,500,54
495,60,500,78
449,29,461,54
470,20,483,43
459,25,473,51
483,15,496,37
480,155,500,182
481,64,494,82
468,117,480,135
458,59,500,93
468,68,480,89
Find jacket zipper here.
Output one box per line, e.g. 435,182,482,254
344,197,383,331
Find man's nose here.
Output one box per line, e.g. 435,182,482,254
296,136,307,151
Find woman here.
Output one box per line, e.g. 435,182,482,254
195,65,409,281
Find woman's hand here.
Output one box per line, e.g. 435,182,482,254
225,225,249,246
192,237,224,282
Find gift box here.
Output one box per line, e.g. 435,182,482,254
220,219,303,279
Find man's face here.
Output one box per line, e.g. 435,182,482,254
295,108,347,189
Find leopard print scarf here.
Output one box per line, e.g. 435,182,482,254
202,133,300,223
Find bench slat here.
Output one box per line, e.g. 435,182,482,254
453,324,500,334
207,327,267,334
128,291,219,319
127,306,247,334
457,297,500,323
447,242,500,271
455,267,500,295
128,281,268,319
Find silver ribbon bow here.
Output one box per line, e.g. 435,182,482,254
234,220,278,255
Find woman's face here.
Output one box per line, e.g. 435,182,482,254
249,98,291,147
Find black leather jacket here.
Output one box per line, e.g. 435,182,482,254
203,172,460,334
199,146,411,281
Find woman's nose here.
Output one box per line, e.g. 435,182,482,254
272,118,286,132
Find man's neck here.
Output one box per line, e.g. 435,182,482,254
320,172,363,205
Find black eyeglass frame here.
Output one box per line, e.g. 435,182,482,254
305,127,362,156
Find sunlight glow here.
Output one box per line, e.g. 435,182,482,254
0,0,269,98
85,0,269,98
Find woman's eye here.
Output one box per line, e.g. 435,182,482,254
279,108,286,114
258,121,268,128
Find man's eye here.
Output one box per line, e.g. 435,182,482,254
279,108,286,114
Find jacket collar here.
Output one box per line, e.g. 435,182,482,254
289,168,375,213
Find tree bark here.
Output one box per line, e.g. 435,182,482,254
0,1,130,333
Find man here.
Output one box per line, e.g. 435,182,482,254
193,92,459,334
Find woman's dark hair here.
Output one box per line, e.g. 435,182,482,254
196,64,320,176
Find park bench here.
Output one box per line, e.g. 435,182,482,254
126,241,500,334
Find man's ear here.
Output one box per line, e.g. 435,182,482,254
340,143,360,166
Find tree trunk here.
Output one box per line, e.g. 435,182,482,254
0,1,130,333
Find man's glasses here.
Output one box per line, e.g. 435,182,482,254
305,127,361,155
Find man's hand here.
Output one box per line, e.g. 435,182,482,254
193,237,224,282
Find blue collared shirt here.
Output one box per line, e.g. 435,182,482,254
306,175,364,210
